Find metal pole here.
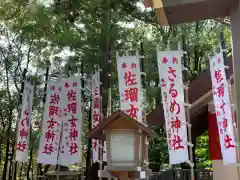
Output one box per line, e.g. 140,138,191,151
181,38,194,180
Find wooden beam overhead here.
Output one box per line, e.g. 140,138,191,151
145,0,237,25
152,0,206,9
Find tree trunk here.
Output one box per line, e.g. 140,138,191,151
8,142,15,180
99,0,111,177
84,108,92,177
27,146,33,180
38,64,50,177
86,0,112,179
2,110,13,180
12,68,28,180
0,137,2,163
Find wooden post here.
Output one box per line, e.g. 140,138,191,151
221,30,240,178
229,6,240,178
230,0,240,169
99,95,103,180
228,77,240,180
119,172,129,180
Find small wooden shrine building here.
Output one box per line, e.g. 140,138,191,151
146,55,238,180
89,110,155,179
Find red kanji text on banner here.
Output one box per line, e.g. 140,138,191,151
157,51,189,165
16,81,34,162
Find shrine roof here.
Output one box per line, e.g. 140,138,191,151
144,0,236,25
89,110,156,140
146,55,233,137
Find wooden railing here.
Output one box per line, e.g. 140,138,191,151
37,171,84,180
38,168,212,180
146,169,213,180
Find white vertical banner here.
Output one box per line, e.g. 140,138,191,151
116,55,142,122
58,76,83,166
157,51,189,164
91,71,100,163
209,52,237,164
16,81,34,162
37,81,63,165
91,71,107,163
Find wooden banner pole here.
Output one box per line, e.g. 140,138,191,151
107,58,112,180
12,68,28,180
181,39,195,180
99,94,103,180
99,64,104,180
185,86,194,180
139,42,150,180
37,61,50,180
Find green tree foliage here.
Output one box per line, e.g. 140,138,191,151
0,0,233,179
195,132,211,169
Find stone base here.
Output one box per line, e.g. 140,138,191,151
98,166,152,179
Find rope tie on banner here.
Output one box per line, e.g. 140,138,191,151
224,65,229,69
186,160,194,168
187,142,194,148
140,72,147,77
182,66,188,71
184,103,192,108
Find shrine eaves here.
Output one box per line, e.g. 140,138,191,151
144,0,236,25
